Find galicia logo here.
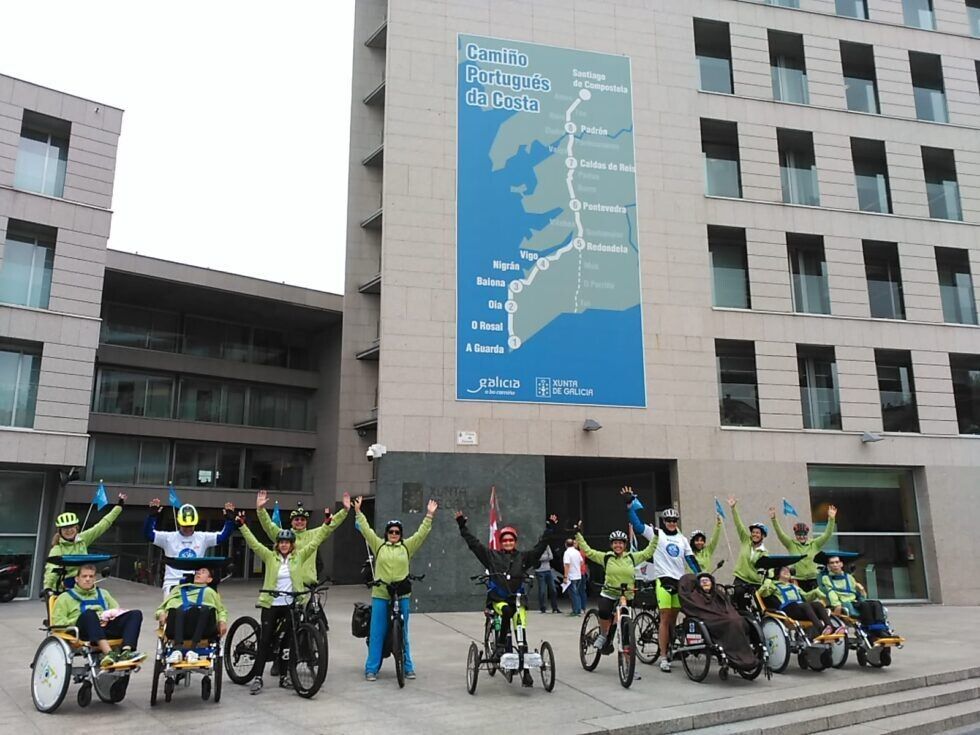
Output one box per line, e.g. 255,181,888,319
666,543,681,558
177,548,198,558
466,376,521,394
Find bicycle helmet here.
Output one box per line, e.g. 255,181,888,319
498,526,518,542
609,530,629,542
748,522,768,538
661,508,680,521
290,503,311,520
384,520,403,535
690,529,706,543
177,504,199,527
276,529,296,543
55,512,80,528
793,522,810,535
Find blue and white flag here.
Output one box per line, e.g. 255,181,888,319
782,498,799,517
715,497,726,520
272,501,281,527
93,481,109,511
168,484,182,509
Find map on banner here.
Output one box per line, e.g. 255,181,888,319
456,34,646,406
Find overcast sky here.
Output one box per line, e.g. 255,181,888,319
1,1,354,294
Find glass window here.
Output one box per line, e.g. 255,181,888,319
936,247,978,325
902,0,935,29
245,447,309,492
922,147,962,221
909,52,948,123
88,435,169,485
851,138,892,213
100,303,179,352
173,443,242,488
0,470,44,597
863,241,905,320
840,41,880,113
836,0,869,18
765,0,800,6
694,18,734,94
950,354,980,434
716,339,760,427
0,345,41,428
969,0,980,37
252,328,287,367
787,233,831,314
708,225,751,309
701,119,742,198
177,378,246,425
769,30,809,104
798,345,841,430
0,222,55,309
14,111,69,198
808,466,927,600
875,350,920,433
94,369,173,418
778,129,820,206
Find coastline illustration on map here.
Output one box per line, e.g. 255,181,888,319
456,34,646,407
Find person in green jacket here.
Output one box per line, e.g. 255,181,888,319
235,496,349,695
726,496,769,611
354,493,437,682
818,554,891,638
51,564,145,667
768,504,838,591
690,515,723,573
574,524,657,653
44,492,127,592
155,566,229,664
759,565,841,639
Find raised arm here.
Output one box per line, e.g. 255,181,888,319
574,531,605,565
812,506,837,550
404,500,437,557
215,503,237,544
520,515,560,570
296,508,349,563
706,516,722,557
79,500,124,545
633,532,658,564
352,496,383,555
730,500,749,544
236,517,274,565
770,511,793,550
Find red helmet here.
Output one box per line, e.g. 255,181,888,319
498,526,518,542
793,522,810,535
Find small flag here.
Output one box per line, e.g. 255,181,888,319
782,498,799,517
488,486,501,551
629,496,644,512
272,501,281,527
168,483,181,509
93,481,108,511
715,497,726,520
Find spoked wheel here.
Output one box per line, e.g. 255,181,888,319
224,616,260,684
466,642,480,695
290,623,327,698
617,617,636,688
483,617,498,677
213,655,223,703
761,619,790,674
634,609,660,665
150,659,163,706
681,646,711,682
31,636,71,714
391,618,405,689
579,610,602,671
311,606,330,681
539,641,556,692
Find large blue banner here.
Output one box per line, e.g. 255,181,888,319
456,35,646,407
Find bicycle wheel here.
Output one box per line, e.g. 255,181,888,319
289,622,327,698
391,616,405,689
313,606,330,680
466,642,480,695
224,616,260,684
579,609,602,672
483,616,498,677
681,645,711,682
213,655,222,703
634,609,660,664
617,617,636,688
539,641,556,692
150,658,163,706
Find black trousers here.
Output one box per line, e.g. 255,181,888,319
165,607,217,650
797,578,818,592
732,579,759,613
783,601,832,633
253,606,291,677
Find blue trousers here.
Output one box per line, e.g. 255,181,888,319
77,609,143,649
535,571,560,612
366,596,414,675
569,579,587,614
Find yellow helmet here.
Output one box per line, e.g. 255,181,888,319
177,504,199,527
55,512,80,528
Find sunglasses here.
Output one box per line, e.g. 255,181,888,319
387,529,402,535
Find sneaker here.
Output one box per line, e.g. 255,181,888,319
552,609,561,614
365,672,377,682
834,624,847,635
659,659,672,673
100,651,119,668
249,676,263,695
184,651,199,664
119,649,146,664
821,625,834,638
594,634,607,651
279,674,293,689
166,650,183,665
405,671,416,680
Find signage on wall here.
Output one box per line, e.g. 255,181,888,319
456,34,646,407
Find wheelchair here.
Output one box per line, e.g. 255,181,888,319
30,554,140,714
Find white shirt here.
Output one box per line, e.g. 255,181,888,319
152,529,220,591
272,556,293,606
563,548,583,580
636,525,694,581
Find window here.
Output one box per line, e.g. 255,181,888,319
181,315,310,369
922,147,962,221
0,221,55,309
902,0,935,29
909,52,948,123
694,18,734,94
14,111,69,198
950,354,980,434
0,345,41,428
248,386,313,431
88,435,169,485
0,470,45,598
100,303,179,352
875,350,919,432
798,345,841,430
765,0,800,6
808,466,927,600
177,378,246,425
836,0,869,18
936,247,978,324
176,377,314,431
851,138,892,213
173,442,243,488
840,41,880,113
716,339,760,427
787,233,831,314
701,119,742,198
94,369,173,418
769,30,809,104
244,447,309,492
863,241,906,320
967,0,980,36
778,129,820,206
708,226,751,309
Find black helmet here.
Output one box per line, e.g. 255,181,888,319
277,529,296,543
384,520,403,536
290,503,311,520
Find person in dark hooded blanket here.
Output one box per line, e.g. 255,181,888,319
678,572,759,671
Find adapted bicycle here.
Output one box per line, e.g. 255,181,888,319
466,573,556,694
368,573,424,688
579,582,639,688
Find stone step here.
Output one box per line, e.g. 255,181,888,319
685,678,980,735
818,698,980,735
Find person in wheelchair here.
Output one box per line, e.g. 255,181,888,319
759,565,842,639
817,553,892,640
678,572,759,671
51,564,146,667
155,562,228,664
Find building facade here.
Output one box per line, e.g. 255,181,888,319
338,0,980,610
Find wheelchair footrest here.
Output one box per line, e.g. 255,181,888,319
813,632,845,643
103,660,140,671
873,636,904,646
172,660,212,670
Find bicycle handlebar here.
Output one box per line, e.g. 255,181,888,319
368,573,425,589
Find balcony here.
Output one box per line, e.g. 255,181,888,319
360,208,383,230
354,411,378,436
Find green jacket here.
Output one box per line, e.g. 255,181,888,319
240,522,334,608
693,519,723,573
817,571,864,608
257,507,348,585
575,532,656,600
731,505,768,585
44,505,123,591
772,516,836,581
156,583,228,623
356,511,432,600
51,585,120,627
759,578,827,608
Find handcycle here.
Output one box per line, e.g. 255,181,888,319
224,582,329,698
579,581,641,688
30,554,140,713
367,573,425,688
465,572,556,694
